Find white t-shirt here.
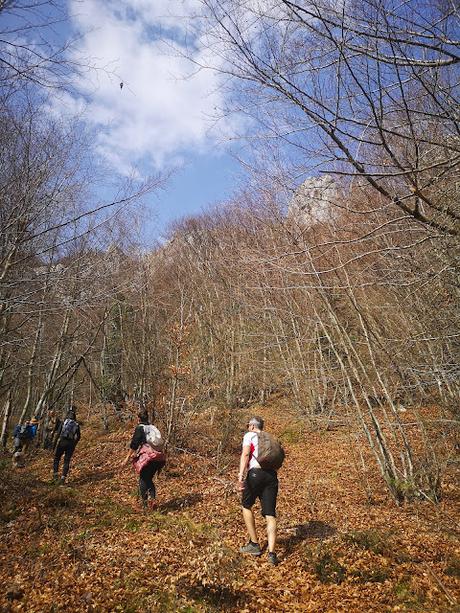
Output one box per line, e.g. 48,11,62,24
242,431,261,470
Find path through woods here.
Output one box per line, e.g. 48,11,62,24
0,401,459,611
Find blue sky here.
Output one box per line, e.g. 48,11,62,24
60,0,244,241
150,150,242,238
2,0,349,246
1,0,244,242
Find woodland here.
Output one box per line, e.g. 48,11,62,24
0,0,459,611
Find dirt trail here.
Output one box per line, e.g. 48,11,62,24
0,403,459,612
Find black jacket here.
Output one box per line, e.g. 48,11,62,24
130,424,147,450
57,419,81,445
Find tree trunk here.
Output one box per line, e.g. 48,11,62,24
0,390,12,448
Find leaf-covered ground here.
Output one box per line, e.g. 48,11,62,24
1,402,459,612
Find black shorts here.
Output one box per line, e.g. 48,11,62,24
242,468,278,517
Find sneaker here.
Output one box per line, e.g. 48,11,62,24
59,476,66,485
268,552,278,566
239,541,262,556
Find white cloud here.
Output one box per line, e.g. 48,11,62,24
61,0,233,173
117,0,202,29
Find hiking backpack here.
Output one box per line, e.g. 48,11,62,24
17,425,29,440
61,418,79,441
142,424,164,450
257,431,285,470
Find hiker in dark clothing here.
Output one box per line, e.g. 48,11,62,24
122,411,165,509
12,423,26,467
12,422,26,452
53,407,81,484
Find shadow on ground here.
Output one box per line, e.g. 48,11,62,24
158,493,203,513
184,584,248,611
72,469,116,486
279,520,337,556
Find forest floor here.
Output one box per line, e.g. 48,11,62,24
0,400,459,612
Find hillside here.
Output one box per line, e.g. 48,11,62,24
0,402,459,612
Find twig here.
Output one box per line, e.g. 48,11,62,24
211,476,233,487
210,476,239,498
423,562,457,606
170,445,209,460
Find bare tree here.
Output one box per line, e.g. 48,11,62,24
0,0,91,93
195,0,460,236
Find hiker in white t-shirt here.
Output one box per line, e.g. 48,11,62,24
237,416,279,566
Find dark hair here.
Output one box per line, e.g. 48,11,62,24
137,411,149,424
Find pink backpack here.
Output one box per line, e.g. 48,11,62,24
132,444,166,474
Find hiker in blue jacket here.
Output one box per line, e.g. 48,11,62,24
28,417,40,449
18,420,37,452
53,407,81,484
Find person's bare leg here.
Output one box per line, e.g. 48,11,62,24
242,507,258,543
266,515,277,552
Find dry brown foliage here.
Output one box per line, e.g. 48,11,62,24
0,400,458,612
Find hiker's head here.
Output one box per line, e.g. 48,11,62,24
248,416,264,431
137,411,149,425
67,406,77,420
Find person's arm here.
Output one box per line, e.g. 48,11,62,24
238,442,251,485
122,448,137,466
121,426,144,467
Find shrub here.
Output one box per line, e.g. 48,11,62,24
345,529,390,555
43,488,76,509
314,552,346,584
351,568,390,583
393,578,426,608
280,424,303,444
445,556,460,578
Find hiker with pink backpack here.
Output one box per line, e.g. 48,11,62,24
122,411,166,509
237,416,285,566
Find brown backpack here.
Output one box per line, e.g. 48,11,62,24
257,432,285,470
